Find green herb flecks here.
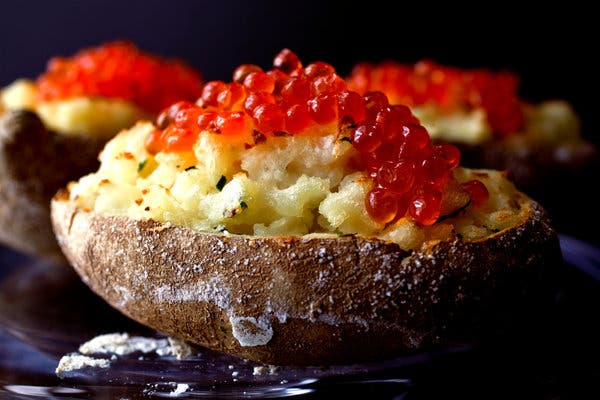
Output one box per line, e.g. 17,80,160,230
216,175,227,191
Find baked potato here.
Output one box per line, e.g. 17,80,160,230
51,49,561,365
346,61,599,241
0,110,105,262
0,41,203,262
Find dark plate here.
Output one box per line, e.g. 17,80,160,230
0,235,599,399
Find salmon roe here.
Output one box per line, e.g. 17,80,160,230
147,49,488,226
346,60,524,137
36,41,204,113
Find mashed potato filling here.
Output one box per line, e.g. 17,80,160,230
413,101,581,145
0,80,148,139
69,121,529,251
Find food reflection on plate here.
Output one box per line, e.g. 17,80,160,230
0,256,151,357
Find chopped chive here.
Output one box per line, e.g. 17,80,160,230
137,159,147,172
240,201,248,210
216,175,227,191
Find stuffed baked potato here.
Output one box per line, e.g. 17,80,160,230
52,49,560,365
0,41,203,262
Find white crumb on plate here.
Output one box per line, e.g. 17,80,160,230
56,332,194,379
268,365,281,374
169,383,189,396
253,366,268,375
253,365,281,375
79,332,169,356
55,353,110,376
167,336,193,360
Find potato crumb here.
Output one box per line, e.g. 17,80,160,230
253,365,281,376
167,336,193,360
55,354,110,377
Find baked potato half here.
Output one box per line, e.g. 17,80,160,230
50,49,561,365
51,189,559,365
0,110,105,262
0,41,202,262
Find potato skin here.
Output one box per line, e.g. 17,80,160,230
51,187,561,365
0,110,105,263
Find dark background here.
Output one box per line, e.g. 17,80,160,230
1,1,596,140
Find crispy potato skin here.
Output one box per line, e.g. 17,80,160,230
0,110,105,263
51,189,561,365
